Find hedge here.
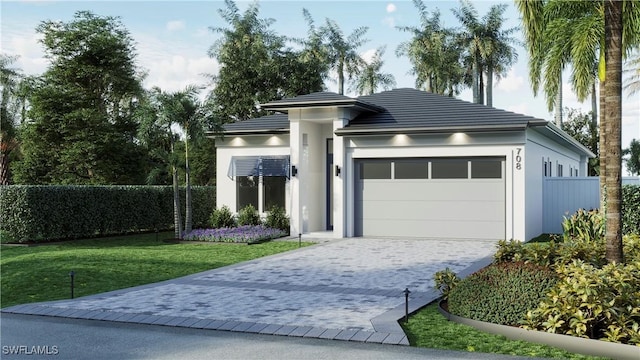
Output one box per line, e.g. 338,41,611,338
622,185,640,235
0,186,215,243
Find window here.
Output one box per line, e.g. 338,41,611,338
264,176,286,210
237,176,258,211
360,161,392,179
431,160,468,179
471,160,502,179
557,164,563,177
395,161,428,179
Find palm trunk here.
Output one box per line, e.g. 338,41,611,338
338,60,345,95
478,65,485,106
184,137,192,234
599,79,606,211
0,148,11,185
171,140,183,240
472,59,479,104
486,68,493,107
604,0,623,264
554,80,563,126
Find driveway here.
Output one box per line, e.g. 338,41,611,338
2,238,496,345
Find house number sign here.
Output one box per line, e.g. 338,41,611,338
515,148,523,170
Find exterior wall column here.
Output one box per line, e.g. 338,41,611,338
332,113,349,238
289,117,303,236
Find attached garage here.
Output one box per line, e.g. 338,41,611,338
354,157,506,240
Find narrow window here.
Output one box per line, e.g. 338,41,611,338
431,159,468,179
395,161,428,179
360,161,392,179
264,176,286,210
471,160,502,179
237,176,258,212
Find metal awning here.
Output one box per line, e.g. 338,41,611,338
227,156,290,179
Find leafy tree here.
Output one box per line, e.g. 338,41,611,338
320,18,368,95
0,54,23,185
561,108,599,175
622,139,640,176
350,46,396,95
13,11,146,185
396,0,465,96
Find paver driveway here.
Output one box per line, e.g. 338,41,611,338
2,238,496,345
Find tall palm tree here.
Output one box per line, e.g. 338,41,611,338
396,0,465,96
320,19,368,95
350,47,396,95
604,0,623,264
452,0,485,104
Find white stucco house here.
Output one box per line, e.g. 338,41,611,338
211,88,594,241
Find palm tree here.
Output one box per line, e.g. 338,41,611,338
604,0,623,264
452,0,485,104
350,47,396,95
320,18,368,95
396,0,466,97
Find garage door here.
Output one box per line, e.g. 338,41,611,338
355,158,505,239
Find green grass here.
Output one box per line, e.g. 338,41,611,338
401,304,605,360
1,232,310,308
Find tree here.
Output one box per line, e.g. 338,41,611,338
350,47,396,95
396,0,466,96
0,54,23,185
604,0,623,263
561,108,599,175
13,11,146,185
208,1,327,122
453,0,518,106
320,18,368,95
623,139,640,176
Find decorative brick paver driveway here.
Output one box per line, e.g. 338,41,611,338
2,238,496,345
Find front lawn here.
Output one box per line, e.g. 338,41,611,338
402,304,603,360
0,232,309,308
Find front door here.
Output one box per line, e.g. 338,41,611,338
326,139,333,230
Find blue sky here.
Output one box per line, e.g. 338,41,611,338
2,0,639,164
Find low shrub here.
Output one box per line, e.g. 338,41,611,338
237,204,261,226
433,268,460,300
209,205,236,228
561,209,604,244
264,205,289,234
183,225,286,243
523,260,640,345
448,262,558,326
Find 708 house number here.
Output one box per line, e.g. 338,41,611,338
515,148,523,170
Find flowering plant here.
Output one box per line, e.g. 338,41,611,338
183,225,286,243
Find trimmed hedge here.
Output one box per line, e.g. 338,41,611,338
0,186,215,243
623,185,640,235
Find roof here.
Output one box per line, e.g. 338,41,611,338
218,113,289,136
336,88,547,135
211,88,594,157
261,91,384,113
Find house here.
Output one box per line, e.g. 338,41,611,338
211,88,594,241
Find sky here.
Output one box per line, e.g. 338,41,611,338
1,0,639,172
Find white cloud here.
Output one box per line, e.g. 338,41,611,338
361,48,377,64
386,3,397,13
143,55,218,94
166,20,185,32
495,69,524,92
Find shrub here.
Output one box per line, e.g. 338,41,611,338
0,185,215,242
561,209,604,243
183,225,286,243
622,185,640,235
264,205,289,234
493,239,526,263
433,268,460,300
523,260,640,345
209,205,236,228
448,262,558,326
237,204,261,226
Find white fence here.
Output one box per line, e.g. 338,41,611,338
542,177,640,234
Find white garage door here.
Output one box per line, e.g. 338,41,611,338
355,158,505,240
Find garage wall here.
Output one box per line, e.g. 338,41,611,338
524,129,586,240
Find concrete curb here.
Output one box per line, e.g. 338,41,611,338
437,302,640,360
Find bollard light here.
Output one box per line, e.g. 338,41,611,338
298,233,301,248
69,271,76,299
403,287,411,323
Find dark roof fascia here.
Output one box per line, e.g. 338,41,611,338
334,123,529,136
208,129,290,138
261,99,384,113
